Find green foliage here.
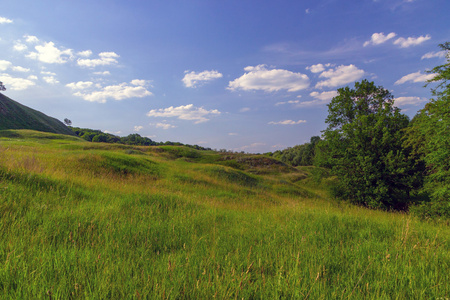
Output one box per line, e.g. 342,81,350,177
319,80,419,209
405,42,450,217
270,136,320,166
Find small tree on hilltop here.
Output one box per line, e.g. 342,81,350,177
64,118,72,126
0,82,6,91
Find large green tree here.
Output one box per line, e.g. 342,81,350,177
408,42,450,207
317,80,418,209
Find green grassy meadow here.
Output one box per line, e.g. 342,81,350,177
0,130,449,299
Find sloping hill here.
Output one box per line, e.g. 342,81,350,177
0,93,75,136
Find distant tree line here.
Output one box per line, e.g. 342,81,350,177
266,136,320,166
70,127,211,150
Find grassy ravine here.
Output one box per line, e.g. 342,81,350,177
0,130,449,299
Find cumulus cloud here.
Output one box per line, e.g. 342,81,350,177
275,99,301,106
43,76,59,85
394,71,436,85
77,52,119,68
152,122,177,130
306,63,332,73
315,64,365,89
133,125,143,132
147,104,220,124
363,32,397,47
228,64,310,92
295,91,338,107
394,35,431,48
130,79,149,86
24,35,39,43
27,41,73,64
268,120,307,125
0,60,12,71
182,70,223,88
66,81,94,90
394,96,427,106
12,66,30,72
421,51,447,60
0,17,13,24
0,73,36,90
13,42,27,52
69,81,152,103
77,50,93,57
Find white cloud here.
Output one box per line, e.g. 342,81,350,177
421,51,447,60
310,90,338,101
306,63,332,73
13,42,27,52
394,96,427,106
131,79,148,86
12,66,30,72
394,71,436,85
72,81,152,103
239,107,250,112
77,50,93,57
363,32,397,47
41,71,56,76
182,70,223,88
77,52,119,68
275,99,301,106
0,60,12,71
66,81,94,90
0,17,13,24
27,41,73,64
228,64,310,92
228,132,239,136
394,35,431,48
93,71,111,76
43,76,59,85
0,73,36,90
152,122,177,130
235,142,266,152
133,125,143,132
315,64,365,89
147,104,220,124
24,35,39,43
268,120,307,125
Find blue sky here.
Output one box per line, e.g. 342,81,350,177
1,0,449,152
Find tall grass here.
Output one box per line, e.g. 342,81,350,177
0,130,449,299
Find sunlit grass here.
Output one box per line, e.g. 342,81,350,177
0,130,449,299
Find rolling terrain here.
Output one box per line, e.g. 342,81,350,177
0,130,449,298
0,94,75,136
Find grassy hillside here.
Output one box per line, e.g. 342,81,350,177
0,93,75,136
0,130,449,299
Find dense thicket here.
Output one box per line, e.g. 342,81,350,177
268,136,320,166
405,42,450,218
315,80,420,209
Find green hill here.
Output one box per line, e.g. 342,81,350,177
0,130,449,298
0,93,75,136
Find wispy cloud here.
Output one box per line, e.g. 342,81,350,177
0,17,13,24
228,64,310,92
394,71,436,85
147,104,220,124
363,32,397,47
68,80,152,103
182,70,223,88
315,64,365,89
268,120,307,125
77,52,119,68
421,51,447,60
394,35,431,48
394,96,427,106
